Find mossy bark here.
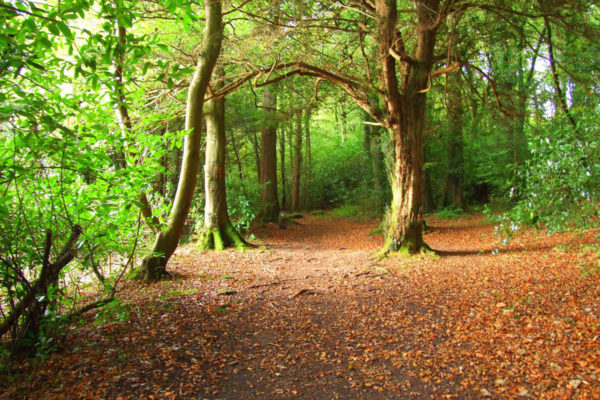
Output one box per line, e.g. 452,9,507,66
198,223,247,251
376,0,439,255
198,66,247,251
138,0,222,280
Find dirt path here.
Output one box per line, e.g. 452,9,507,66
2,214,599,399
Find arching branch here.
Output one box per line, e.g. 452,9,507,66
459,60,513,118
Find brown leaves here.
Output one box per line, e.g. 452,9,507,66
2,214,600,399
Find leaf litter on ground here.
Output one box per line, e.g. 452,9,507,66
1,214,599,399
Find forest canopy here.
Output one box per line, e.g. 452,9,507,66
1,0,599,356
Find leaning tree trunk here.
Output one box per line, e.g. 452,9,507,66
198,67,247,251
259,88,280,222
139,0,222,280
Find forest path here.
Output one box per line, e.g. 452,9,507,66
2,214,600,399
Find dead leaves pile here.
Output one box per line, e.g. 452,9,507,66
1,214,599,399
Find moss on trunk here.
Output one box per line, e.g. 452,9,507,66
198,223,247,251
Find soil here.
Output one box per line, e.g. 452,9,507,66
1,214,599,399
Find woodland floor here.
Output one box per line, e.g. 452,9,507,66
2,214,600,399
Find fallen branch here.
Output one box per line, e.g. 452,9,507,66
291,288,326,299
248,279,292,289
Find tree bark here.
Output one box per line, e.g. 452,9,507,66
198,67,247,251
259,88,280,222
377,0,439,254
139,0,222,280
250,132,261,185
339,99,347,143
279,126,287,211
303,109,311,210
291,111,302,212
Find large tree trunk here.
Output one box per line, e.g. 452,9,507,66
198,67,247,251
291,111,302,212
385,103,427,253
377,0,439,254
139,0,222,280
259,88,280,222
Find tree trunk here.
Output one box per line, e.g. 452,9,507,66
198,67,247,251
259,88,280,221
377,0,439,255
303,109,311,210
385,104,427,253
279,126,287,211
291,111,302,212
139,0,222,280
250,132,261,185
339,100,347,143
230,130,245,183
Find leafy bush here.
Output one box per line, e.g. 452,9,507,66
228,196,256,234
307,134,384,212
434,205,464,219
507,114,600,231
0,1,168,356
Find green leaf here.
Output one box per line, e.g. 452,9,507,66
56,21,73,40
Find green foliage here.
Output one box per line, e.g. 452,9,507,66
92,300,130,326
434,205,464,219
307,134,374,210
507,114,600,231
222,175,260,235
0,0,177,355
228,196,256,234
331,204,361,218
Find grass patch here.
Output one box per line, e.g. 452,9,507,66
434,205,464,219
93,300,130,326
330,204,381,220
